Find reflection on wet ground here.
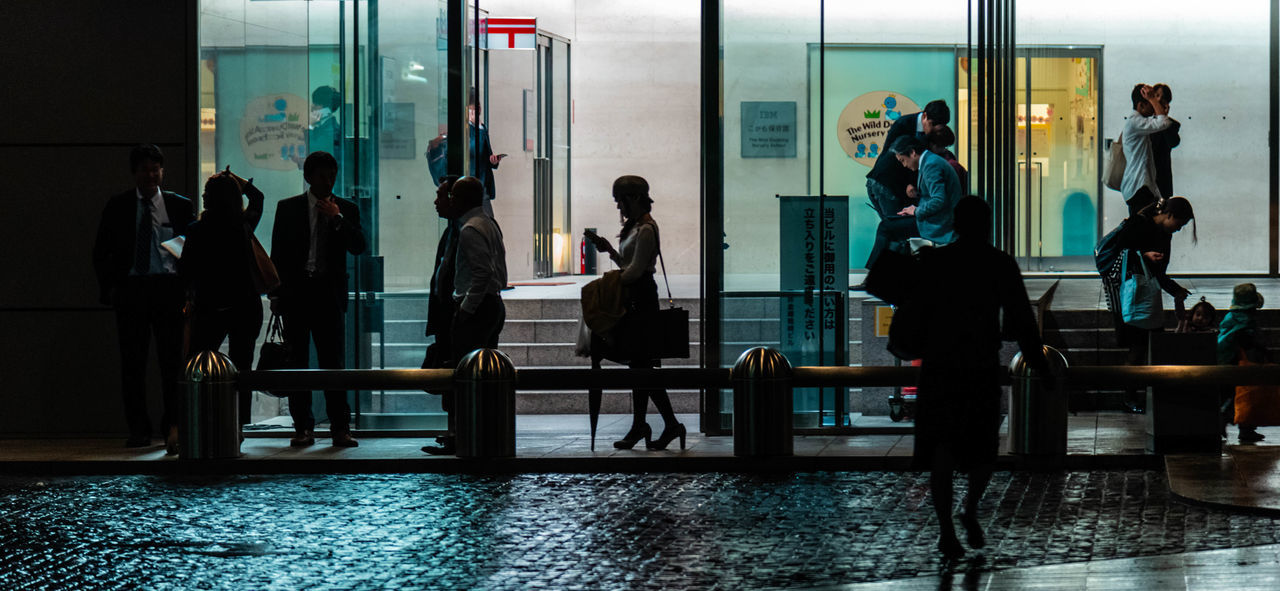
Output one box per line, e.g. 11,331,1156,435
3,471,1279,589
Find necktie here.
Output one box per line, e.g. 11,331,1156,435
134,198,154,275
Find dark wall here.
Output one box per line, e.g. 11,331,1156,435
0,1,196,436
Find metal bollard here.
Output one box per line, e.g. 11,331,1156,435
1008,345,1070,456
454,348,517,458
179,351,241,460
732,347,794,457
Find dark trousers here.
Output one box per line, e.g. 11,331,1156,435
191,298,264,425
282,286,351,434
865,216,919,268
1127,186,1158,217
445,294,505,433
450,294,506,364
113,275,186,440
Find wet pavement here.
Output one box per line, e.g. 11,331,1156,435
3,471,1280,589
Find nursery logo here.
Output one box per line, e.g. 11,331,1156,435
240,94,308,171
837,91,920,167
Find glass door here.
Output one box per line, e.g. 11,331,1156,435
533,34,571,277
1013,49,1101,272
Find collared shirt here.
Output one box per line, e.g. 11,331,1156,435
453,205,508,313
130,187,176,276
1121,111,1171,202
915,112,926,135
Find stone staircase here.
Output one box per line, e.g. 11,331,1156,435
366,295,704,419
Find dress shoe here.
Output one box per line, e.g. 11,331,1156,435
290,430,316,447
647,423,686,451
938,534,965,566
124,436,151,448
1239,428,1265,443
164,425,179,456
331,432,359,448
958,513,986,549
422,435,456,455
613,424,651,450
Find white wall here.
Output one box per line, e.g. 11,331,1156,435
722,0,1271,281
483,0,703,278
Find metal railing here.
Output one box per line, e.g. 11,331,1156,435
183,345,1274,460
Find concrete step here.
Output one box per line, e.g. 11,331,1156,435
371,342,706,368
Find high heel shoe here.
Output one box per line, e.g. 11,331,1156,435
613,424,652,450
647,423,686,451
958,513,985,550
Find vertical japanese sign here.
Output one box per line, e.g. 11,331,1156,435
779,196,849,427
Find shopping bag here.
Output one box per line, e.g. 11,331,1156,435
1120,252,1164,330
255,313,291,397
1103,133,1125,191
247,233,281,295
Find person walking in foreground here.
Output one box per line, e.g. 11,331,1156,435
270,151,367,448
92,144,194,450
584,175,685,451
420,175,462,454
423,176,508,455
911,195,1051,565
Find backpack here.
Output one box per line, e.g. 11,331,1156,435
1102,134,1125,191
1094,219,1128,273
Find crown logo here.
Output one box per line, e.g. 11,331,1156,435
863,110,881,119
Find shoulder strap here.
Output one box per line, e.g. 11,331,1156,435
649,221,674,305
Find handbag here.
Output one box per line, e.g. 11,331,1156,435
1120,251,1164,330
247,230,280,295
650,246,691,359
255,313,291,397
1102,133,1125,191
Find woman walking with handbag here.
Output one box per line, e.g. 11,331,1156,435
1099,196,1196,413
180,169,269,436
584,175,685,451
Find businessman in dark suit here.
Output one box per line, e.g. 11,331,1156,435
270,151,367,448
92,144,194,449
865,100,951,220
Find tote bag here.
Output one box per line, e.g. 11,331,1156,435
1103,134,1125,191
1120,252,1164,330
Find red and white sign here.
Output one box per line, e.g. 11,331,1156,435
485,17,536,50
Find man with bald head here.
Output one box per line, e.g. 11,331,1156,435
422,176,508,455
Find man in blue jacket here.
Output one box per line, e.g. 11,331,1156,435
892,135,962,246
863,136,962,267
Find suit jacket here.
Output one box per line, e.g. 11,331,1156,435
866,112,922,200
425,221,458,343
270,193,367,311
92,189,194,304
1150,118,1181,198
915,150,962,245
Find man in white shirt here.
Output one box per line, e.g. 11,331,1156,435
92,144,194,450
1121,84,1172,216
423,176,507,456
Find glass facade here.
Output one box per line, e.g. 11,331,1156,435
710,0,1280,432
196,1,1279,434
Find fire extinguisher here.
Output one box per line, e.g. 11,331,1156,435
581,227,598,275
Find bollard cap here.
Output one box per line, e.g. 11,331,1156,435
183,350,239,383
455,348,516,381
731,347,793,380
1010,345,1069,379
